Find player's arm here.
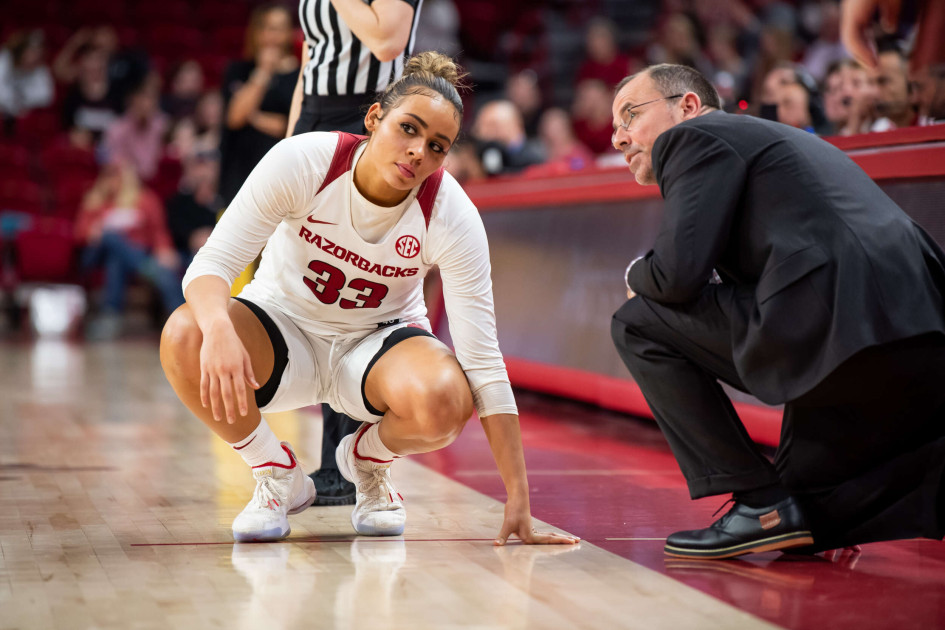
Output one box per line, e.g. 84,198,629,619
182,139,317,423
287,42,311,138
184,275,259,425
479,412,580,545
329,0,415,62
431,199,578,546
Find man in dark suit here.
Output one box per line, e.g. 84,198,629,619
609,63,945,559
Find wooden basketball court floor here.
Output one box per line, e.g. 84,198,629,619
1,340,944,629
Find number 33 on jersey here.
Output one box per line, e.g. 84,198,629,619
293,132,442,320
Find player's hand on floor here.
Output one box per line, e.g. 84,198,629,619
494,498,580,546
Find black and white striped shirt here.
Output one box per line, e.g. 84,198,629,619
299,0,423,97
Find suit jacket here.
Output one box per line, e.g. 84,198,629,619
627,111,945,404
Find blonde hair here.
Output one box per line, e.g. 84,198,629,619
376,51,467,121
82,163,142,211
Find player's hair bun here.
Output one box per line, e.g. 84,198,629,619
375,52,466,122
403,51,462,86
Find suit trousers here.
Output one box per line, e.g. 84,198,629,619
611,286,945,547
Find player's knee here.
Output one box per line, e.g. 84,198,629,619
160,305,202,381
405,370,473,444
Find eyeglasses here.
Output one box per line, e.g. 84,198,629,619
611,94,685,144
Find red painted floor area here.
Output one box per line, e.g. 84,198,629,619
414,391,945,630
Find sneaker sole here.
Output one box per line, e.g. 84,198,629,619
233,523,291,543
664,532,814,559
351,511,406,537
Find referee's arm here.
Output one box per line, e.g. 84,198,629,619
329,0,415,62
287,42,311,138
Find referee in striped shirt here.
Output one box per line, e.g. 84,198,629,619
286,0,424,506
287,0,423,136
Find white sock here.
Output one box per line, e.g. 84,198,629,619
228,418,291,468
354,422,400,463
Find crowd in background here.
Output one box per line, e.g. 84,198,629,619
0,0,941,337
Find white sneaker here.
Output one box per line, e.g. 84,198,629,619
232,442,316,542
336,425,406,536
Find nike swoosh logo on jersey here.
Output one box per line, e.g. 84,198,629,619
306,217,337,225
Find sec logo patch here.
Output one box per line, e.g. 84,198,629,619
395,235,420,258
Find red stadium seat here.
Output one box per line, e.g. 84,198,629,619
196,1,250,29
72,0,129,26
0,144,31,171
148,157,183,201
0,180,45,216
41,144,99,184
42,24,73,52
14,218,77,283
134,1,193,27
14,108,63,149
144,25,205,61
210,26,248,59
53,176,96,220
195,54,230,89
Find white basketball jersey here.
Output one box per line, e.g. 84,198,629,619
246,132,438,334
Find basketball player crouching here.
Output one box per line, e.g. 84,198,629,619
160,52,579,546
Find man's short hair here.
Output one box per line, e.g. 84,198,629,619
616,64,722,110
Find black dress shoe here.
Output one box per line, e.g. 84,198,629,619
664,497,814,559
309,468,356,506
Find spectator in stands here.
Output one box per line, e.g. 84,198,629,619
161,60,205,123
218,3,298,205
444,142,486,184
76,161,183,340
647,13,710,76
706,24,749,107
823,60,850,132
413,0,461,58
472,99,545,175
537,107,593,172
169,91,223,164
777,76,823,133
0,30,54,127
800,1,848,82
103,81,170,181
572,79,617,155
871,40,916,131
914,64,945,125
60,45,121,143
505,70,544,139
577,17,631,89
54,26,150,112
165,152,220,265
748,23,795,114
759,64,795,119
843,61,879,135
761,64,831,135
822,59,875,135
